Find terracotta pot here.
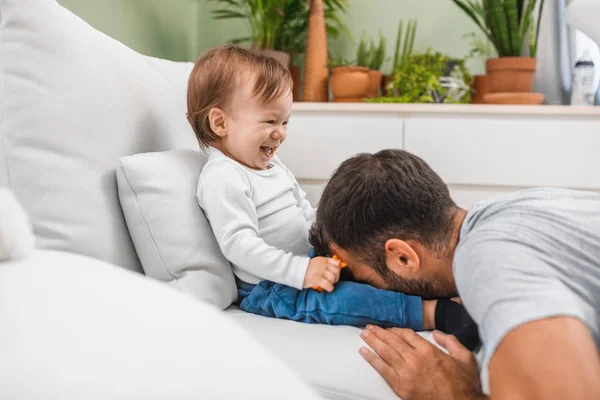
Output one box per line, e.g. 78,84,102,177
483,92,545,105
367,70,383,98
329,66,370,102
289,65,301,101
381,75,393,96
258,49,291,67
486,57,536,93
471,74,490,104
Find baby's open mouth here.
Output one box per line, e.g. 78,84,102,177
261,146,275,156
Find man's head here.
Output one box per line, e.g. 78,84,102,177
311,149,463,299
186,45,293,170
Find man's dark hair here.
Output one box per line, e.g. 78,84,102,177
310,149,457,279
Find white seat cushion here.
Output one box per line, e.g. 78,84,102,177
227,307,440,400
117,149,237,309
0,0,197,271
0,250,322,400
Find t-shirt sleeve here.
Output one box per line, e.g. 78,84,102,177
454,228,589,392
197,161,309,289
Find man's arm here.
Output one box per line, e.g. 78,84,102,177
489,316,600,400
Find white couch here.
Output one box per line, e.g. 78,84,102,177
2,0,598,399
0,1,422,399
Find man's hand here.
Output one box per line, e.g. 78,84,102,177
360,326,486,400
303,257,341,292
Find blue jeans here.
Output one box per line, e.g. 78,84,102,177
236,279,424,330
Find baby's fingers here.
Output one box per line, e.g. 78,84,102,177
327,264,341,283
324,270,337,285
319,279,335,293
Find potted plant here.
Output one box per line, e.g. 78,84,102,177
463,32,492,103
383,19,417,96
209,0,350,100
367,49,472,104
452,0,546,94
209,0,291,66
328,56,370,102
272,0,350,100
356,32,386,98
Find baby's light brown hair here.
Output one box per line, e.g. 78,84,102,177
186,44,293,149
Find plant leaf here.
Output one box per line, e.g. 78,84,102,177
533,0,545,57
392,20,404,72
228,37,254,44
504,0,522,54
490,0,511,56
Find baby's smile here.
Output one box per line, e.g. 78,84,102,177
260,145,277,157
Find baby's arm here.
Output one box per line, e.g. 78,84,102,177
198,162,309,289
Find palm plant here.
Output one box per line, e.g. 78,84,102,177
209,0,286,49
209,0,349,55
451,0,545,58
274,0,349,59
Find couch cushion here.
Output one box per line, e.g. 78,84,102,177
117,149,237,309
0,0,197,271
227,307,442,400
0,250,322,399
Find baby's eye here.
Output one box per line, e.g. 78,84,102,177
282,121,289,126
265,120,275,124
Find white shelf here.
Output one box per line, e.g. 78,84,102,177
292,102,600,117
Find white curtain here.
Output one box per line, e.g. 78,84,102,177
534,0,600,105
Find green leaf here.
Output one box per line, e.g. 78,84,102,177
518,0,537,55
504,0,522,54
533,0,545,57
392,20,404,72
517,0,525,21
407,20,417,65
490,0,511,56
210,10,247,19
228,37,254,44
401,20,414,69
356,33,370,67
452,0,491,40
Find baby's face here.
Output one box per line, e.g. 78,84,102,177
220,80,292,170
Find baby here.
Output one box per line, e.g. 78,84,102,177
187,45,478,349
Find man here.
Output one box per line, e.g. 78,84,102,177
310,149,600,399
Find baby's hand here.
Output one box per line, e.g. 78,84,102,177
303,257,341,293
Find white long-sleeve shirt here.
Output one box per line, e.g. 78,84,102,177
197,147,315,289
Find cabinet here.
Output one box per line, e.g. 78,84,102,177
281,103,600,208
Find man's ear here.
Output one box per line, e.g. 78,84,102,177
385,239,420,275
208,107,227,137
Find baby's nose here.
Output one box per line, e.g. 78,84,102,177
271,129,285,140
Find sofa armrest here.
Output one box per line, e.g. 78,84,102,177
0,250,322,400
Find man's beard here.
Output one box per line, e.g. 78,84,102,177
376,261,457,300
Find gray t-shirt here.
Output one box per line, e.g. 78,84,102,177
454,188,600,392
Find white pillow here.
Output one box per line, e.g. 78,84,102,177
117,150,237,309
0,250,322,399
0,188,35,261
566,0,600,46
0,0,197,272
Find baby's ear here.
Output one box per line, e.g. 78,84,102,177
208,107,227,137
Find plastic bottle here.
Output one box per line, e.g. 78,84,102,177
570,50,596,106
